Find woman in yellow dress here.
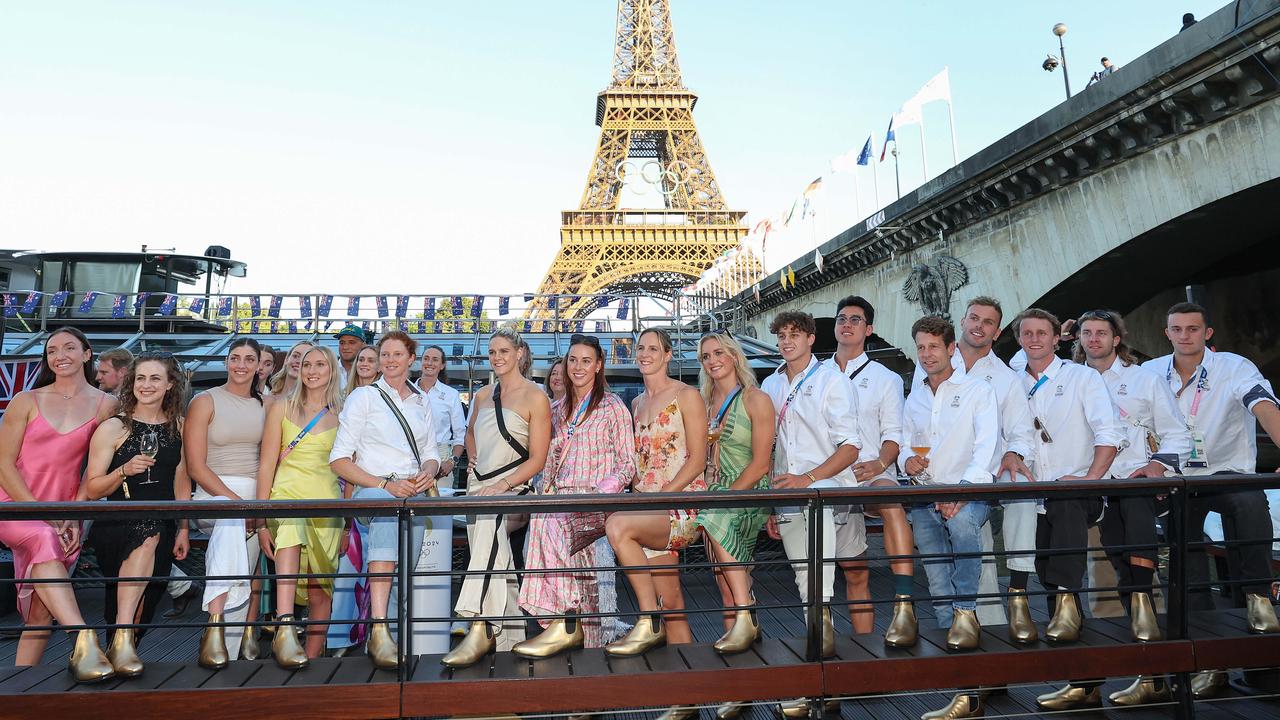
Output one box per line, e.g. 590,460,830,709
256,345,345,667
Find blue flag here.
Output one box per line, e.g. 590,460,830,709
498,296,509,315
424,297,436,320
395,295,409,319
347,296,360,317
594,321,607,333
189,297,207,315
617,298,630,320
1,294,14,317
158,294,178,316
268,296,282,318
317,295,333,317
857,135,873,166
471,295,484,318
78,291,100,314
880,116,895,162
299,296,313,318
450,296,463,315
376,296,389,318
216,296,233,317
50,290,69,308
248,296,261,317
20,292,40,315
133,292,149,314
112,295,128,319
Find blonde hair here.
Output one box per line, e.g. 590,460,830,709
270,340,315,395
344,345,379,395
285,345,345,418
697,331,758,404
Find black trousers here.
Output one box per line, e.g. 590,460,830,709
1187,486,1274,611
1101,495,1159,604
1035,497,1105,600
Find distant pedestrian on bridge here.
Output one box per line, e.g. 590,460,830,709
1181,12,1197,32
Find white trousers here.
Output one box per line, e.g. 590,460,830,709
776,478,840,603
194,475,261,660
454,511,525,651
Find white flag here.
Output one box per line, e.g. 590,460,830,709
894,67,952,128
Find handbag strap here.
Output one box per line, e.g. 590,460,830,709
475,382,531,482
279,407,329,462
372,384,422,469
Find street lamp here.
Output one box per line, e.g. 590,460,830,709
1052,22,1071,100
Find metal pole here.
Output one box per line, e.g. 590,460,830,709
871,157,881,210
805,496,824,663
946,100,960,167
919,115,930,181
1166,482,1196,719
892,146,902,199
1058,36,1072,99
397,506,413,681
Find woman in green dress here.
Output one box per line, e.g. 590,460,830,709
695,331,775,657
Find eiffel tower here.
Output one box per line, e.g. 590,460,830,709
529,0,756,320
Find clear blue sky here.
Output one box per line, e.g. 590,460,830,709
0,0,1225,295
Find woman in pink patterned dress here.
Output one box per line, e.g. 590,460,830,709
0,328,117,681
605,328,707,657
516,335,635,653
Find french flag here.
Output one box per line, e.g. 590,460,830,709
879,115,896,162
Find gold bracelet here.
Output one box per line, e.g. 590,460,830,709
118,466,126,480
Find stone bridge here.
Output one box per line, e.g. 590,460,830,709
737,0,1280,373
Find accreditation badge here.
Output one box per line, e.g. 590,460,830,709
1187,433,1209,468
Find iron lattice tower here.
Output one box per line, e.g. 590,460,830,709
529,0,756,320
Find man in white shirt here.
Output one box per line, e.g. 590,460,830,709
1016,308,1122,711
1144,301,1280,698
762,311,861,719
417,344,466,490
903,317,998,652
822,296,916,645
1071,309,1194,706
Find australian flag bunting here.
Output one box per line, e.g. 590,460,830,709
133,293,149,313
189,297,206,315
248,296,261,317
424,297,436,320
471,295,484,318
78,291,100,314
216,296,233,317
159,294,178,316
50,290,69,309
19,292,40,315
347,296,360,317
112,295,128,319
498,296,509,315
1,295,14,317
299,296,313,319
268,296,282,318
395,295,409,319
317,295,333,318
376,296,389,318
450,296,463,315
617,298,630,320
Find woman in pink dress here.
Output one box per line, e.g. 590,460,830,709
605,328,707,659
0,327,117,681
516,334,635,653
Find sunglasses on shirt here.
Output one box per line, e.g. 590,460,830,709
1033,416,1053,444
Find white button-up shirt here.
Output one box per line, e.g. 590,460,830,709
914,351,1035,476
1021,356,1123,481
762,355,862,487
330,377,440,478
823,353,903,482
417,378,466,448
904,368,999,485
1094,358,1192,478
1144,349,1279,475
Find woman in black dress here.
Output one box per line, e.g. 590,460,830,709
82,352,191,677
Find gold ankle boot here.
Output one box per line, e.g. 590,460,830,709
441,620,495,667
271,615,308,669
1247,592,1280,634
1006,588,1037,644
716,701,746,719
69,629,115,683
367,620,399,669
714,608,759,654
946,608,981,651
199,613,229,669
107,627,144,678
512,613,584,658
1045,593,1081,644
240,621,261,661
655,706,698,720
1035,684,1101,711
885,595,918,647
1191,670,1228,699
1109,676,1170,706
777,699,840,718
921,692,983,719
1130,592,1162,642
821,606,835,658
606,613,666,656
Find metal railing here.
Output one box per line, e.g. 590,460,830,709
0,475,1277,717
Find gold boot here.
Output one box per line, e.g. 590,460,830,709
606,613,666,656
1045,593,1081,644
1109,676,1170,706
1190,670,1228,699
946,608,981,651
441,620,495,668
69,629,115,683
1247,592,1280,634
512,613,584,659
367,620,399,670
107,627,144,678
777,699,840,718
1035,684,1101,711
716,702,745,719
240,621,261,661
821,606,835,658
655,706,698,720
1006,588,1037,644
199,613,229,670
921,692,983,719
271,614,308,669
885,595,918,648
1130,592,1162,642
714,608,759,654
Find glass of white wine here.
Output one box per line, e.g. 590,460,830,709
139,431,160,485
910,429,932,483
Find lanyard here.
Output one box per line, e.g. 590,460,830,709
777,364,820,426
710,386,742,431
1026,374,1050,399
566,395,592,439
281,407,329,461
1167,361,1208,428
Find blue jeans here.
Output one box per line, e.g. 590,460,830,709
352,486,426,564
909,500,990,628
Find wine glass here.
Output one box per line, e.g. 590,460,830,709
909,429,932,483
139,431,160,485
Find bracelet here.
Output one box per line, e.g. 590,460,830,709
118,466,126,480
803,471,817,484
878,460,889,473
379,477,389,490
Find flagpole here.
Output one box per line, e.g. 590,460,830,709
892,144,902,199
947,99,960,167
851,169,862,221
872,160,881,209
920,116,930,180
